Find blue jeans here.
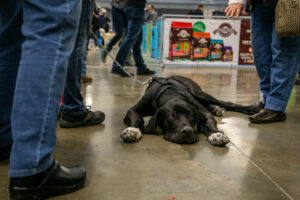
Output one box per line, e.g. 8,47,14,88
251,2,300,112
107,7,127,50
82,50,88,76
112,7,146,71
61,0,94,114
0,0,81,177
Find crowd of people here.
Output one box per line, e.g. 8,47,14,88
0,0,300,199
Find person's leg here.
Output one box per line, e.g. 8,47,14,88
132,30,146,70
81,48,93,83
60,0,105,128
266,28,300,111
250,2,273,105
133,30,155,75
249,3,300,123
110,8,127,48
60,1,89,115
92,28,98,47
111,7,145,76
0,0,23,159
82,49,87,77
2,1,87,198
10,0,81,177
81,45,93,83
82,1,94,82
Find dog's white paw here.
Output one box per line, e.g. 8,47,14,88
121,127,143,143
208,132,230,146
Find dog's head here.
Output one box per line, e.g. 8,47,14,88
144,99,201,144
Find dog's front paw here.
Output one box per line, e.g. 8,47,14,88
121,127,143,143
208,132,230,147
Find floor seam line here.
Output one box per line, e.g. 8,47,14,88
230,141,294,200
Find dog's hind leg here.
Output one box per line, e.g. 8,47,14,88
192,90,260,115
207,104,225,117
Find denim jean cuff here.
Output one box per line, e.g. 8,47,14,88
9,157,54,178
265,96,287,112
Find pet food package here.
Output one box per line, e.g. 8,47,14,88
208,39,224,61
168,22,193,61
190,32,211,61
222,46,233,62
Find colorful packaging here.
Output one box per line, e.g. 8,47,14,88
191,32,211,61
209,39,224,61
222,46,233,62
168,22,193,61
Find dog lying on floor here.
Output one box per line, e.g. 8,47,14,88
121,76,260,147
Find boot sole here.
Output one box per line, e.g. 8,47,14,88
59,118,104,128
249,117,286,124
10,179,85,200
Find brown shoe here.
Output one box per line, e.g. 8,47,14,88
249,108,286,124
81,75,93,83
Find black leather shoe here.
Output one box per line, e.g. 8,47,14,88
249,108,287,124
137,68,155,76
111,68,134,77
59,107,105,128
0,145,12,161
10,160,86,200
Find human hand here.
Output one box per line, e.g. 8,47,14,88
225,3,247,19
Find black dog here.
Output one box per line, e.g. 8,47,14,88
121,76,260,146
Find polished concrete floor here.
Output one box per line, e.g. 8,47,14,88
1,48,300,200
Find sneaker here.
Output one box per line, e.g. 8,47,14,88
81,75,93,83
111,68,134,77
59,107,105,128
137,68,156,76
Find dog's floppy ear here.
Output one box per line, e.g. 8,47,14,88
144,109,162,134
194,108,206,132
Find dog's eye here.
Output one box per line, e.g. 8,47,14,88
189,113,194,119
169,113,176,119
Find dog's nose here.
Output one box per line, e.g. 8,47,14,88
180,126,193,137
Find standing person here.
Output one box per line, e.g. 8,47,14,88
91,5,101,47
192,4,204,16
60,0,105,128
0,0,86,199
82,49,93,83
101,0,127,63
110,0,156,77
145,4,158,25
98,8,110,33
225,0,300,123
82,1,95,83
101,0,134,65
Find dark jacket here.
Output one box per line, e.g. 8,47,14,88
247,0,278,11
191,9,203,16
111,0,126,11
125,0,146,8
